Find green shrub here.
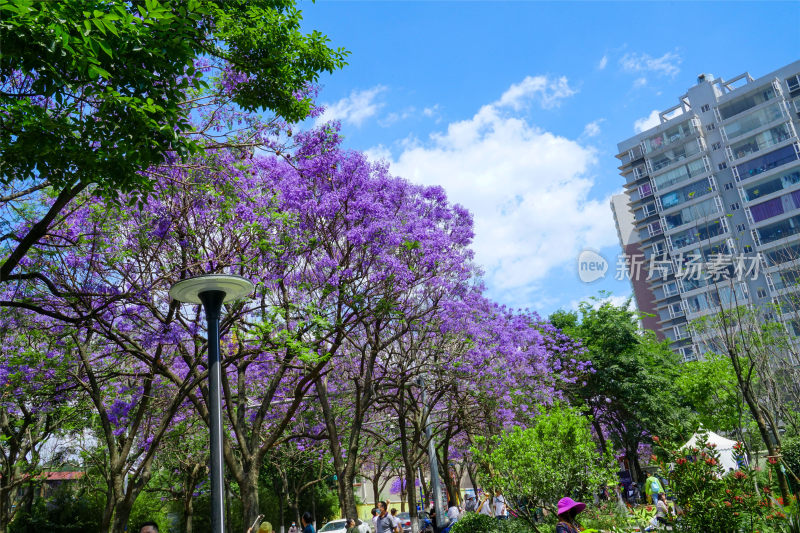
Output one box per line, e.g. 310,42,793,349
449,512,498,533
9,484,103,533
783,436,800,492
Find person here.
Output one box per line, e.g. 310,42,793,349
139,523,159,533
390,508,401,533
645,473,665,505
446,500,461,523
476,493,493,516
289,522,299,533
644,492,672,531
375,501,395,533
301,512,316,533
464,494,477,512
346,518,360,533
632,482,642,503
371,508,380,530
493,490,508,520
428,503,438,532
555,497,586,533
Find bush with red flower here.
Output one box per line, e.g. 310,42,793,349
651,431,772,532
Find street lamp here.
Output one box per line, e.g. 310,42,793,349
170,274,254,533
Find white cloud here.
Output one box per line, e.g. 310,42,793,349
496,75,578,111
315,86,386,127
373,77,618,308
633,110,662,133
569,293,633,312
423,105,440,118
633,77,648,89
582,119,604,138
619,51,682,78
597,55,608,70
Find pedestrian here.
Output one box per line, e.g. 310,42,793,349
645,472,665,505
446,500,461,523
476,493,493,516
464,494,477,512
555,497,586,533
371,507,380,530
390,508,401,533
632,482,642,503
644,492,672,531
346,518,360,533
301,512,316,533
139,522,159,533
288,522,299,533
375,501,394,533
493,490,508,520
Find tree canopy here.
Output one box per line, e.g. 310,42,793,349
0,0,348,282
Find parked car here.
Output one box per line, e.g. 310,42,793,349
396,512,434,533
318,519,371,533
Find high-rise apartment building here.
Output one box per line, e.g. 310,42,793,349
614,60,800,361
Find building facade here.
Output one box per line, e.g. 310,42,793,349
614,60,800,361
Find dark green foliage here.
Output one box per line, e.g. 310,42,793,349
551,296,694,479
0,0,347,196
783,436,800,492
8,484,103,532
450,513,499,533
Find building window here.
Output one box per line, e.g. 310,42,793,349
719,162,728,170
736,223,746,232
712,142,721,150
644,203,657,216
701,104,711,112
787,74,800,95
744,244,754,253
706,124,716,131
648,221,663,237
757,287,768,298
730,202,741,210
724,182,734,190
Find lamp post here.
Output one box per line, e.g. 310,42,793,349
170,274,254,533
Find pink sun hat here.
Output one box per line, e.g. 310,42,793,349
557,497,586,516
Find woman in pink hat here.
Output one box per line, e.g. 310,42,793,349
555,497,586,533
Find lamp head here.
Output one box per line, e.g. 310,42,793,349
169,274,254,304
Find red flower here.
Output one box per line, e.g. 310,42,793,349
676,458,687,465
652,436,660,443
734,471,746,479
768,457,778,464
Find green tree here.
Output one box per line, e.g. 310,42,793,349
551,297,692,483
0,0,348,282
471,404,615,532
673,354,745,437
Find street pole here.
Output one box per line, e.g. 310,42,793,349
199,290,226,533
419,378,446,530
170,274,253,533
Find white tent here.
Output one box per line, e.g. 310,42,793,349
680,431,741,472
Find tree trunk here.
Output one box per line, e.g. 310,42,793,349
183,491,194,533
111,498,136,533
372,475,381,508
739,371,791,501
0,485,10,533
241,468,262,533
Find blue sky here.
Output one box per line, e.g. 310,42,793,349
297,1,800,317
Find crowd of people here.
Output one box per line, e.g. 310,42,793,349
135,475,673,533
